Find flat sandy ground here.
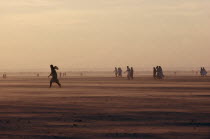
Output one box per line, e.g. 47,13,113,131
0,76,210,139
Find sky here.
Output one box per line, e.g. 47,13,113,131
0,0,210,71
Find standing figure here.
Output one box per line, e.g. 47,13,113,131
125,66,131,80
48,65,61,88
3,73,6,79
130,67,134,80
156,66,160,79
159,66,164,79
200,67,203,76
118,67,122,77
201,67,207,77
114,67,118,77
153,67,156,79
203,67,207,76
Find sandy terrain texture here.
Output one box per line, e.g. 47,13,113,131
0,76,210,139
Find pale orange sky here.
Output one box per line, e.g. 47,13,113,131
0,0,210,71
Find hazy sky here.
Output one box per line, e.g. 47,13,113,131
0,0,210,71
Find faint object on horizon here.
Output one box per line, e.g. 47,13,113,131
80,72,83,77
3,73,7,79
63,72,67,77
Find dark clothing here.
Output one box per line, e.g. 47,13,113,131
49,65,61,88
153,68,156,79
130,68,134,79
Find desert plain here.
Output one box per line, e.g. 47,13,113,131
0,74,210,139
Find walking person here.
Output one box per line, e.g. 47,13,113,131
156,66,160,79
153,67,156,79
159,66,164,79
118,67,122,77
114,67,118,77
130,67,134,80
125,66,131,80
48,65,61,88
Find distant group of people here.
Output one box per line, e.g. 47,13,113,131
153,66,164,79
114,66,134,80
60,72,67,78
200,67,207,77
125,66,134,80
114,67,123,77
48,64,208,88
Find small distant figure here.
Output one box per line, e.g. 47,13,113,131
174,72,176,76
3,73,7,79
124,66,131,80
37,73,39,77
80,72,83,77
156,66,164,79
114,67,118,77
200,67,207,77
153,67,156,79
130,67,134,80
118,67,122,77
48,65,61,88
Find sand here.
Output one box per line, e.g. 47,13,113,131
0,76,210,139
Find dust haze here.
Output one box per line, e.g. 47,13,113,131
0,0,210,71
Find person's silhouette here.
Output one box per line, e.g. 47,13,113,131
130,67,134,79
114,67,118,77
48,65,61,88
125,66,131,80
153,67,156,79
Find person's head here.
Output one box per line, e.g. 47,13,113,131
50,65,54,69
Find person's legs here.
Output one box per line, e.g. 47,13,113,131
49,81,53,88
127,74,130,80
56,80,61,88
